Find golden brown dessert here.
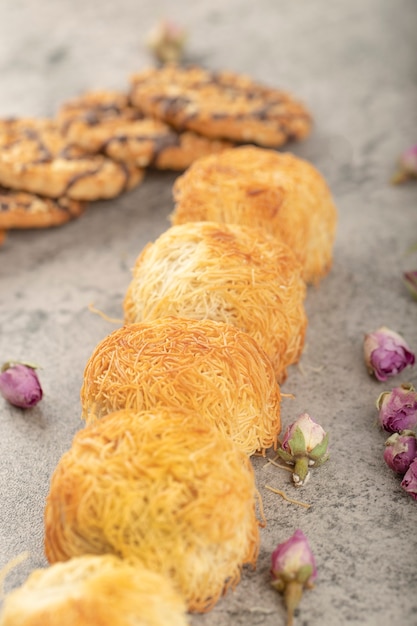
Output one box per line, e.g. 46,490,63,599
44,408,260,613
80,317,281,455
0,554,189,626
123,221,307,382
172,146,338,284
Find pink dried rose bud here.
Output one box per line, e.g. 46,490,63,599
146,19,187,64
403,270,417,301
364,326,415,382
376,383,417,433
383,431,417,475
277,413,329,487
401,457,417,500
0,362,43,408
271,529,317,626
392,145,417,184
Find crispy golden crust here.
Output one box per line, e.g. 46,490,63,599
123,222,307,382
0,555,189,626
57,89,233,170
80,317,281,455
0,118,144,200
171,146,338,284
44,408,260,613
129,64,312,147
0,185,86,229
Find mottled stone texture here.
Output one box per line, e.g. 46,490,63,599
0,1,416,625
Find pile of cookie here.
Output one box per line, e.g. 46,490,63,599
0,63,312,244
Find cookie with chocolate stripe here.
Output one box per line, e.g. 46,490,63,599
57,89,233,170
0,118,144,200
129,64,312,148
0,185,86,229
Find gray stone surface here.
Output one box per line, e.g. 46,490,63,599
0,0,416,624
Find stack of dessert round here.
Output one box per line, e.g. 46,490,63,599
0,64,337,626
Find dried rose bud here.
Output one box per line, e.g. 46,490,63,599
403,270,417,301
271,529,317,626
401,457,417,500
0,362,43,408
146,19,187,64
376,383,417,433
383,431,417,474
277,413,329,487
392,145,417,184
364,326,415,382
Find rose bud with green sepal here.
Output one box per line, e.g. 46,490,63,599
383,431,417,475
391,145,417,184
0,362,43,409
364,326,415,382
277,413,329,487
401,457,417,501
271,529,317,626
146,19,187,64
403,270,417,301
376,383,417,433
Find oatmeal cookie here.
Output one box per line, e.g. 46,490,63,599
57,89,233,170
172,146,337,284
0,185,86,229
0,118,144,200
129,64,312,147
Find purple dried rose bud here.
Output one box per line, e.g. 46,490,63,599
401,457,417,500
0,362,43,408
403,270,417,301
364,326,415,382
392,145,417,184
271,529,317,626
376,383,417,433
146,19,187,64
383,431,417,474
277,413,329,487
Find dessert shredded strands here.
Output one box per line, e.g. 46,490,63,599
264,485,311,509
123,221,307,382
44,408,261,613
87,302,123,324
80,317,281,456
0,552,29,601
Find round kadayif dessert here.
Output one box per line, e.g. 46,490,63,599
171,146,338,284
80,317,281,455
44,408,260,613
0,555,189,626
123,221,307,383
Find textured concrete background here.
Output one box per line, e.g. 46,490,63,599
0,1,417,624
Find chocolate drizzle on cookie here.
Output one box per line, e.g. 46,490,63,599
154,95,193,118
102,131,181,167
129,64,312,147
